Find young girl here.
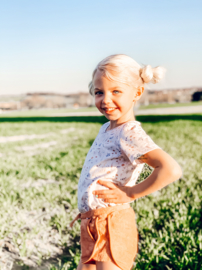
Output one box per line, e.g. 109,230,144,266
70,54,182,270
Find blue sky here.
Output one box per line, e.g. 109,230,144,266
0,0,202,95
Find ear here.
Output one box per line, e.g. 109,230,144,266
133,86,144,102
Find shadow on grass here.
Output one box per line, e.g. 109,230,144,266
0,114,201,123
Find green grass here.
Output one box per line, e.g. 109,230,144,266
0,114,201,269
139,100,202,110
0,106,98,117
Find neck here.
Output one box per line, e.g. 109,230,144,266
109,109,135,130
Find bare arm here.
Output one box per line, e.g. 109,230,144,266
93,149,182,203
128,148,183,200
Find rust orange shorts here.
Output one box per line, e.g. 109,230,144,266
70,204,139,270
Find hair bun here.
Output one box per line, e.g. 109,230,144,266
140,65,166,84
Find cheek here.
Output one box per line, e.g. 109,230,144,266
120,95,134,109
94,97,101,108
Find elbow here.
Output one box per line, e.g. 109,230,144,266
171,164,183,181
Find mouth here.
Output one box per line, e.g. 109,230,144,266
102,107,117,114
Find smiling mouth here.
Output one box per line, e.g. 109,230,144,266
102,108,117,113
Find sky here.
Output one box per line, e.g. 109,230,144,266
0,0,202,95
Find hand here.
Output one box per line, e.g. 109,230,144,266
92,180,135,204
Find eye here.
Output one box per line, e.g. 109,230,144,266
94,91,103,95
113,90,120,94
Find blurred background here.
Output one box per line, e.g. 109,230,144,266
0,0,202,113
0,1,202,270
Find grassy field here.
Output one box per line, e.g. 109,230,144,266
0,114,201,269
138,101,202,110
0,106,98,117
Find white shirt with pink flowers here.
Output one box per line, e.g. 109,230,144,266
77,120,161,213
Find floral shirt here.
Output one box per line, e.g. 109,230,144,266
77,120,161,213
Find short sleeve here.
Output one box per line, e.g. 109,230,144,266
119,122,161,165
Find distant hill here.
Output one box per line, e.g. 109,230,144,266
0,88,202,110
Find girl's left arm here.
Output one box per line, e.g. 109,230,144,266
93,149,183,203
128,148,182,200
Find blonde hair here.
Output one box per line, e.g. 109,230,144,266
89,54,165,95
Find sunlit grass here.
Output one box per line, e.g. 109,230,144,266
138,100,202,110
0,106,98,117
0,115,201,269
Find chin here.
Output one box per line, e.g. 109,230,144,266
104,114,119,121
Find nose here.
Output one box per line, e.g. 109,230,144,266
101,93,111,105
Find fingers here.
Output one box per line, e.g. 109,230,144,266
93,192,115,200
93,190,117,201
97,194,116,199
97,180,118,189
93,180,122,203
103,198,120,203
93,190,114,196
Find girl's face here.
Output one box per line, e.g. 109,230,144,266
93,69,142,125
